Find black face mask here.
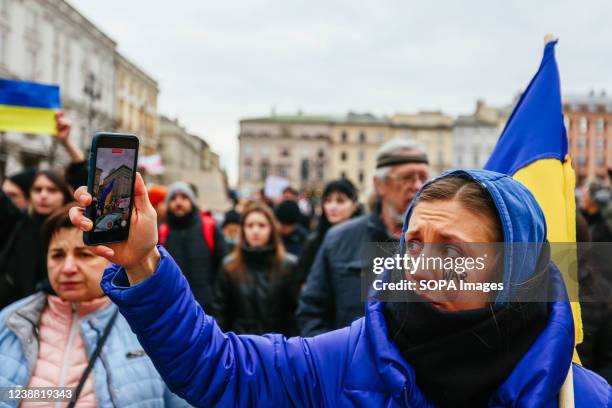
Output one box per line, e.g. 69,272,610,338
167,206,197,229
383,264,549,408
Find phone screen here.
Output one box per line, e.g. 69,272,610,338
86,134,139,245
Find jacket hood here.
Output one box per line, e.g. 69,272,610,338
399,169,548,302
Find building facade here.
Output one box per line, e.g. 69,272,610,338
158,116,229,212
0,0,116,178
452,100,509,169
328,113,391,192
391,111,454,175
237,111,458,196
238,114,332,195
563,92,612,185
115,52,159,156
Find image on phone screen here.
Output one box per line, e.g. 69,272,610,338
91,147,136,233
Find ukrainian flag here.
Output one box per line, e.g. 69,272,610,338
0,79,61,135
484,39,582,363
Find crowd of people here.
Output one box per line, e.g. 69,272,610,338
0,113,611,406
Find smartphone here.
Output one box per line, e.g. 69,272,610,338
84,133,139,245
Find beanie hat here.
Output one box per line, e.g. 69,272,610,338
148,185,167,207
275,200,301,225
323,178,358,202
222,210,241,227
166,181,197,207
8,168,37,198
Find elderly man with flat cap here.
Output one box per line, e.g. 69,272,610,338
297,139,429,336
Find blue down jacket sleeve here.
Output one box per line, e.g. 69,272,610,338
101,246,352,408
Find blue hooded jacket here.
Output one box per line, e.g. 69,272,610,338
102,170,611,407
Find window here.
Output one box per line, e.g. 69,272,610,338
359,132,366,143
300,159,309,181
279,165,288,178
316,165,324,180
595,155,605,166
26,8,38,32
596,138,605,149
26,48,38,79
243,144,254,155
260,162,270,180
358,150,365,161
579,117,588,134
317,148,325,159
577,135,587,148
0,31,5,65
341,131,348,143
341,171,347,179
280,147,290,157
576,155,587,166
244,167,252,180
261,146,271,157
596,118,605,133
358,170,364,184
340,151,347,162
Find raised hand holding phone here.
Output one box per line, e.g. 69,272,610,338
70,172,160,285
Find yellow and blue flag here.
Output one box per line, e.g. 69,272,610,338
99,179,115,214
484,40,582,361
0,79,60,135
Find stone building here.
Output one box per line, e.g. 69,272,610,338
452,100,510,169
115,52,159,156
238,114,332,195
563,91,612,185
158,116,229,212
0,0,116,178
391,111,454,175
101,164,132,198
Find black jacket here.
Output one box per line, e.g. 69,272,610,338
281,225,309,257
213,247,298,336
164,208,227,311
297,206,364,287
577,247,612,383
296,207,396,336
0,191,47,309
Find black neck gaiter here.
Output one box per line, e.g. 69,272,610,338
167,207,197,230
384,295,548,407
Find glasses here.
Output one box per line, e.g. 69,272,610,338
385,172,428,185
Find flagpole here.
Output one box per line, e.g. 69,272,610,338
544,31,575,408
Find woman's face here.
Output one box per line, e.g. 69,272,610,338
404,199,501,311
244,211,272,248
323,192,356,225
31,175,65,215
47,227,109,302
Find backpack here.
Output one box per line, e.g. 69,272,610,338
158,210,216,253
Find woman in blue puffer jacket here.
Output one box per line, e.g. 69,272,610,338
69,171,611,407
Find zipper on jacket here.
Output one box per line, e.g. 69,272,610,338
56,303,79,408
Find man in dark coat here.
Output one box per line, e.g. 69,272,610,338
296,139,429,336
275,200,310,256
161,182,227,310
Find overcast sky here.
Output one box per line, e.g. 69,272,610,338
96,147,135,180
71,0,612,185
